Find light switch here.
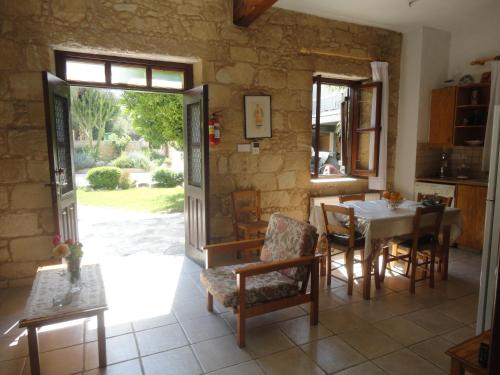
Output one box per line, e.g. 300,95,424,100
252,142,260,155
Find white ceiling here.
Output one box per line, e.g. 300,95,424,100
275,0,500,33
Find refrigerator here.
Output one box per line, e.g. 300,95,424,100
477,105,500,332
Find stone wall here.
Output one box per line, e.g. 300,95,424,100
0,0,401,286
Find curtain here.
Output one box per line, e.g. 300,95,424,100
369,61,389,190
482,61,500,171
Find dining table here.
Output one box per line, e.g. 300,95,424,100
309,199,463,299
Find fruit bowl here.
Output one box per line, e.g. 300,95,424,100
382,191,403,210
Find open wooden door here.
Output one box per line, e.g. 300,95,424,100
42,72,78,241
183,85,209,265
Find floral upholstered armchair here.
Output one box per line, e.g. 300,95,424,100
200,213,319,347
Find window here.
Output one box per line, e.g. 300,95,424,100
311,76,382,179
55,51,193,93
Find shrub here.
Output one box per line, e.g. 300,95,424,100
153,169,184,188
118,171,132,190
112,152,151,171
147,149,166,162
87,167,121,190
109,133,131,155
74,149,95,171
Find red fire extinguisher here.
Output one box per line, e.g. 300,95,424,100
209,113,221,146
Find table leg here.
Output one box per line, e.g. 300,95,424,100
97,311,107,368
27,327,40,375
441,225,451,280
450,358,465,375
363,252,372,300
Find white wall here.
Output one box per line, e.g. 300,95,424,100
394,27,450,198
448,2,500,82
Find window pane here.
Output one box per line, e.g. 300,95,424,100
355,131,376,171
152,69,184,89
111,64,146,86
310,81,318,175
358,86,376,129
66,60,105,83
312,83,349,176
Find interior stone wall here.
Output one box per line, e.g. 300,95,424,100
0,0,401,286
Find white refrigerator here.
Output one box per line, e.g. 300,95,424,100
477,105,500,332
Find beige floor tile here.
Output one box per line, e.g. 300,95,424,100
39,344,83,375
0,357,26,375
344,300,397,323
179,314,231,344
319,308,372,334
302,289,346,312
132,313,177,332
38,320,84,352
432,280,476,300
410,336,453,372
334,361,387,375
142,346,202,375
84,359,142,375
135,323,188,356
192,335,251,373
374,348,446,375
301,336,366,373
328,285,363,304
375,292,424,315
373,316,434,346
433,298,477,325
105,333,139,365
440,325,476,344
0,335,27,361
174,299,224,321
85,317,133,343
412,286,448,308
221,307,305,332
245,326,294,358
339,326,402,359
207,360,265,375
380,275,409,292
278,316,332,345
257,347,325,375
403,309,463,335
84,341,99,370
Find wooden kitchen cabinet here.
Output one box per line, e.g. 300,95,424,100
455,184,487,251
430,86,456,146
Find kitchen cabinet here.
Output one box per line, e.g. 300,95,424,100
455,184,487,251
429,84,490,146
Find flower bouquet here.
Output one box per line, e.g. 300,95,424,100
382,191,404,210
52,235,84,284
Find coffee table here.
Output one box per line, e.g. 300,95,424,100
19,264,108,375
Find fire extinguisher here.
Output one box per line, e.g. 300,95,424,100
209,113,221,146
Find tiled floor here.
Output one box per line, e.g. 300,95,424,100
0,248,481,375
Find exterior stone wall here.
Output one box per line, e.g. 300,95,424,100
0,0,401,286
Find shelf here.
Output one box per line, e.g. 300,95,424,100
456,105,489,109
455,125,486,128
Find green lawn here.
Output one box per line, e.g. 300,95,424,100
77,187,184,213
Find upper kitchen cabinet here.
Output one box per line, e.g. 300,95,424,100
429,84,490,146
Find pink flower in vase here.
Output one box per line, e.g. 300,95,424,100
52,234,61,246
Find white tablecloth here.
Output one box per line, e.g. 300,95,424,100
309,199,462,257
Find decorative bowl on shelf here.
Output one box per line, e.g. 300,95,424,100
464,140,483,146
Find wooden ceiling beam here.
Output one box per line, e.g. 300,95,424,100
233,0,277,27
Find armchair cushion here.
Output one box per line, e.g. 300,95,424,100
259,214,317,281
200,262,299,308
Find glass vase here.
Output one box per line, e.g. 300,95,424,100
67,256,82,292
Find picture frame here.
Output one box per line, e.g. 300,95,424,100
244,95,272,139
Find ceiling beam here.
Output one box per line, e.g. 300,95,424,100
233,0,278,27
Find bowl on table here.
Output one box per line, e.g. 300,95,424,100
382,191,404,210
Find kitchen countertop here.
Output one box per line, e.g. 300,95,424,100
416,177,489,187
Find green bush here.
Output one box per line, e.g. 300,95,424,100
74,149,95,171
87,167,121,190
118,171,132,190
153,169,184,188
109,133,131,155
112,152,151,171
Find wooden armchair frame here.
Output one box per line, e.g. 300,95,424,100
339,193,366,203
203,238,319,347
231,190,268,240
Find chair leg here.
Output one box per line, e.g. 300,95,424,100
236,311,246,348
346,250,354,295
430,247,436,289
207,292,213,312
326,246,332,287
381,246,388,282
410,249,417,294
374,254,381,290
310,258,319,326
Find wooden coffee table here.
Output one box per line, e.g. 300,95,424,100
19,264,108,375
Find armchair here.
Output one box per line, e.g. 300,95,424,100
200,214,319,347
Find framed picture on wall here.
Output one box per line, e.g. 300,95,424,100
244,95,272,139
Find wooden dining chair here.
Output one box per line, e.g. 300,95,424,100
231,190,268,240
321,203,379,295
339,193,366,203
417,193,453,207
381,205,445,293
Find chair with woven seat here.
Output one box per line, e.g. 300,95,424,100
201,213,319,347
339,193,365,203
321,203,379,295
231,190,268,240
381,205,445,293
